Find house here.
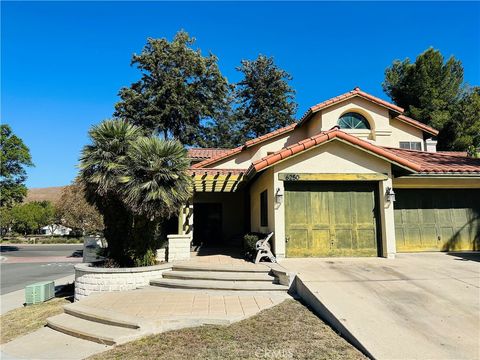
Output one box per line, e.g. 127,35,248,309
180,87,480,259
40,224,72,236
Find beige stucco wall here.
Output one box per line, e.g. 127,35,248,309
250,168,275,235
305,97,426,148
389,118,425,150
211,128,307,169
255,139,397,259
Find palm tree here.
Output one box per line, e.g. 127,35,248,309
79,120,192,266
119,137,192,265
79,120,143,266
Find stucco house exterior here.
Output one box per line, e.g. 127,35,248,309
179,88,480,260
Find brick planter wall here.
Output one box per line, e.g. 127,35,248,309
74,262,172,301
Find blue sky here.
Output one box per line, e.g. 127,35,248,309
2,1,479,188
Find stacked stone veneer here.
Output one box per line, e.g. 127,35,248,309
167,234,192,262
74,263,171,301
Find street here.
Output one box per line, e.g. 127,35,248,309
0,244,83,295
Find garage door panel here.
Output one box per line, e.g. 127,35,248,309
421,226,437,247
333,192,353,225
286,229,309,256
395,189,479,252
311,229,331,253
357,229,377,250
310,192,330,225
286,182,378,257
335,229,353,249
288,192,309,224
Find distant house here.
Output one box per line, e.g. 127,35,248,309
40,224,72,236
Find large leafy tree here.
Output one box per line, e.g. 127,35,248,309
56,180,104,234
235,55,297,141
438,87,480,154
114,31,229,146
0,124,34,207
79,120,192,266
383,48,464,130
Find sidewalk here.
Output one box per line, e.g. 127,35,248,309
1,274,75,315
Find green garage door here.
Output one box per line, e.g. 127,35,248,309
285,182,379,257
394,189,480,252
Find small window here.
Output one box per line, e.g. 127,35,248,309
338,112,370,130
399,142,422,151
260,190,268,227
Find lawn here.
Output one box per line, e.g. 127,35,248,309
0,297,70,344
91,299,366,360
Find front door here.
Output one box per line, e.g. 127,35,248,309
193,203,222,246
285,182,379,257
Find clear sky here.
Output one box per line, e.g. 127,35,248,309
2,1,479,188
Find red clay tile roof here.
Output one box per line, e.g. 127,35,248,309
191,123,298,169
187,148,230,160
298,87,438,136
299,87,404,124
191,88,439,169
382,148,480,174
246,128,423,176
436,151,468,157
395,115,438,136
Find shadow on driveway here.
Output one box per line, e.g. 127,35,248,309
446,251,480,262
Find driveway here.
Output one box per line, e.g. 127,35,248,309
281,252,480,360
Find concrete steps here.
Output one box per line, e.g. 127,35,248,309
46,313,143,346
151,262,288,292
163,270,275,282
172,263,270,273
150,278,288,291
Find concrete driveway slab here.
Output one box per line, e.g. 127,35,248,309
281,252,480,360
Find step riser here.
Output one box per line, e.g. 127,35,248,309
64,308,139,330
163,274,274,282
172,265,269,274
47,321,117,346
150,281,287,292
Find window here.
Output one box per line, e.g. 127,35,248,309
399,142,422,151
260,190,268,227
338,112,370,129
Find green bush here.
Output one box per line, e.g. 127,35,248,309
243,232,266,262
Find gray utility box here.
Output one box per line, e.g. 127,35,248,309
25,281,55,305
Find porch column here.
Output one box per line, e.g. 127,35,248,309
178,199,194,236
379,178,396,259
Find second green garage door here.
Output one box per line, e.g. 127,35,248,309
285,182,379,257
394,189,480,252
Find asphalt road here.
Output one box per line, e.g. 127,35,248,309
0,244,83,295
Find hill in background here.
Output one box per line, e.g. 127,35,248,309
25,186,66,204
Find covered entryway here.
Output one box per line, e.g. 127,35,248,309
394,189,480,252
284,182,379,257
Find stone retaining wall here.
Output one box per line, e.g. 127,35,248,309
74,263,172,301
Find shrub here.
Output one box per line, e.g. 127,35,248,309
243,232,266,262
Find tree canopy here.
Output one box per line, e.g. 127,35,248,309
382,48,480,151
383,48,464,130
114,31,229,146
0,124,34,207
56,180,104,234
235,55,297,140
